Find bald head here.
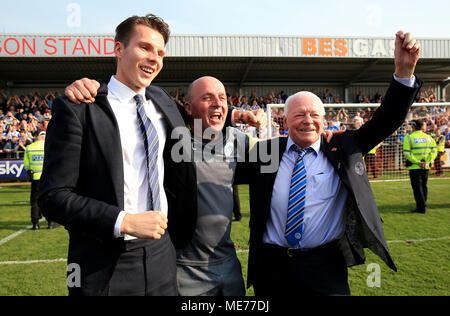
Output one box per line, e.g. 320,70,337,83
283,91,326,148
185,76,228,133
186,76,225,103
284,91,325,118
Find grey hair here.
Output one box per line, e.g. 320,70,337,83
284,91,326,118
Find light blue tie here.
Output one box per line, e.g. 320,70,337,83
285,146,309,247
134,94,160,211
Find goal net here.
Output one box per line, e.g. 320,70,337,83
263,102,450,181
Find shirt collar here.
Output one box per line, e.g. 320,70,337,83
287,136,321,155
107,76,146,104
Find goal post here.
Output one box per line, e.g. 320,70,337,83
266,102,450,180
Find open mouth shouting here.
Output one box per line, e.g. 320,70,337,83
209,111,223,123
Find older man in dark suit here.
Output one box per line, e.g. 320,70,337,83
237,31,422,296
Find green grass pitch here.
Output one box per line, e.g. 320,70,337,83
0,179,449,296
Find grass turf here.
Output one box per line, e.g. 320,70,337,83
0,179,448,296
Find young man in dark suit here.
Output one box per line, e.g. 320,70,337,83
237,31,422,296
39,14,193,296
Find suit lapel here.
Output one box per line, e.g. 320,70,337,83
145,86,185,129
89,93,125,209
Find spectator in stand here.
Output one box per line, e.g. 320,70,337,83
250,100,260,111
432,125,445,176
3,135,20,157
445,127,450,148
356,91,364,103
0,124,6,154
353,111,364,126
326,121,339,132
324,89,334,104
351,117,362,130
15,129,32,153
240,96,250,110
336,108,348,123
257,96,266,110
280,91,289,103
4,111,18,127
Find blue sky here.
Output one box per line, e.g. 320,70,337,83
1,0,449,38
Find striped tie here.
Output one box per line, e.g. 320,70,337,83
285,146,309,247
134,94,160,211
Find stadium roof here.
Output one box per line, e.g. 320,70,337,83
1,34,449,88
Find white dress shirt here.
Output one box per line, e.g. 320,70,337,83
107,76,168,240
263,137,348,249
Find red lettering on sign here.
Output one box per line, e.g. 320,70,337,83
72,39,87,55
44,38,57,55
88,39,101,55
58,38,71,55
104,38,115,55
22,38,36,55
4,38,20,55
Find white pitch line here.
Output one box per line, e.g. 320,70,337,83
0,219,45,247
387,236,450,244
370,177,450,183
1,237,448,263
0,226,32,247
0,258,66,265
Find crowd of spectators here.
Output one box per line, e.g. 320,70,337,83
0,89,56,158
168,85,449,144
1,85,449,159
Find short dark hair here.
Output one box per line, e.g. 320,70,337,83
411,120,424,130
115,14,170,47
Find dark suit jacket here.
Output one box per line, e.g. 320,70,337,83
237,78,422,289
38,83,199,295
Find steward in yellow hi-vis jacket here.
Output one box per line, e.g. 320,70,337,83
403,120,437,214
432,132,445,176
24,131,55,230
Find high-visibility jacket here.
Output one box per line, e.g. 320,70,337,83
434,134,445,153
24,140,45,180
403,131,437,170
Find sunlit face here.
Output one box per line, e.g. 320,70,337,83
115,25,165,93
185,77,228,133
284,93,325,148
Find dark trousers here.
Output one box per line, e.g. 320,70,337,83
232,185,242,220
107,234,178,296
253,241,350,296
409,169,429,212
30,180,42,225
